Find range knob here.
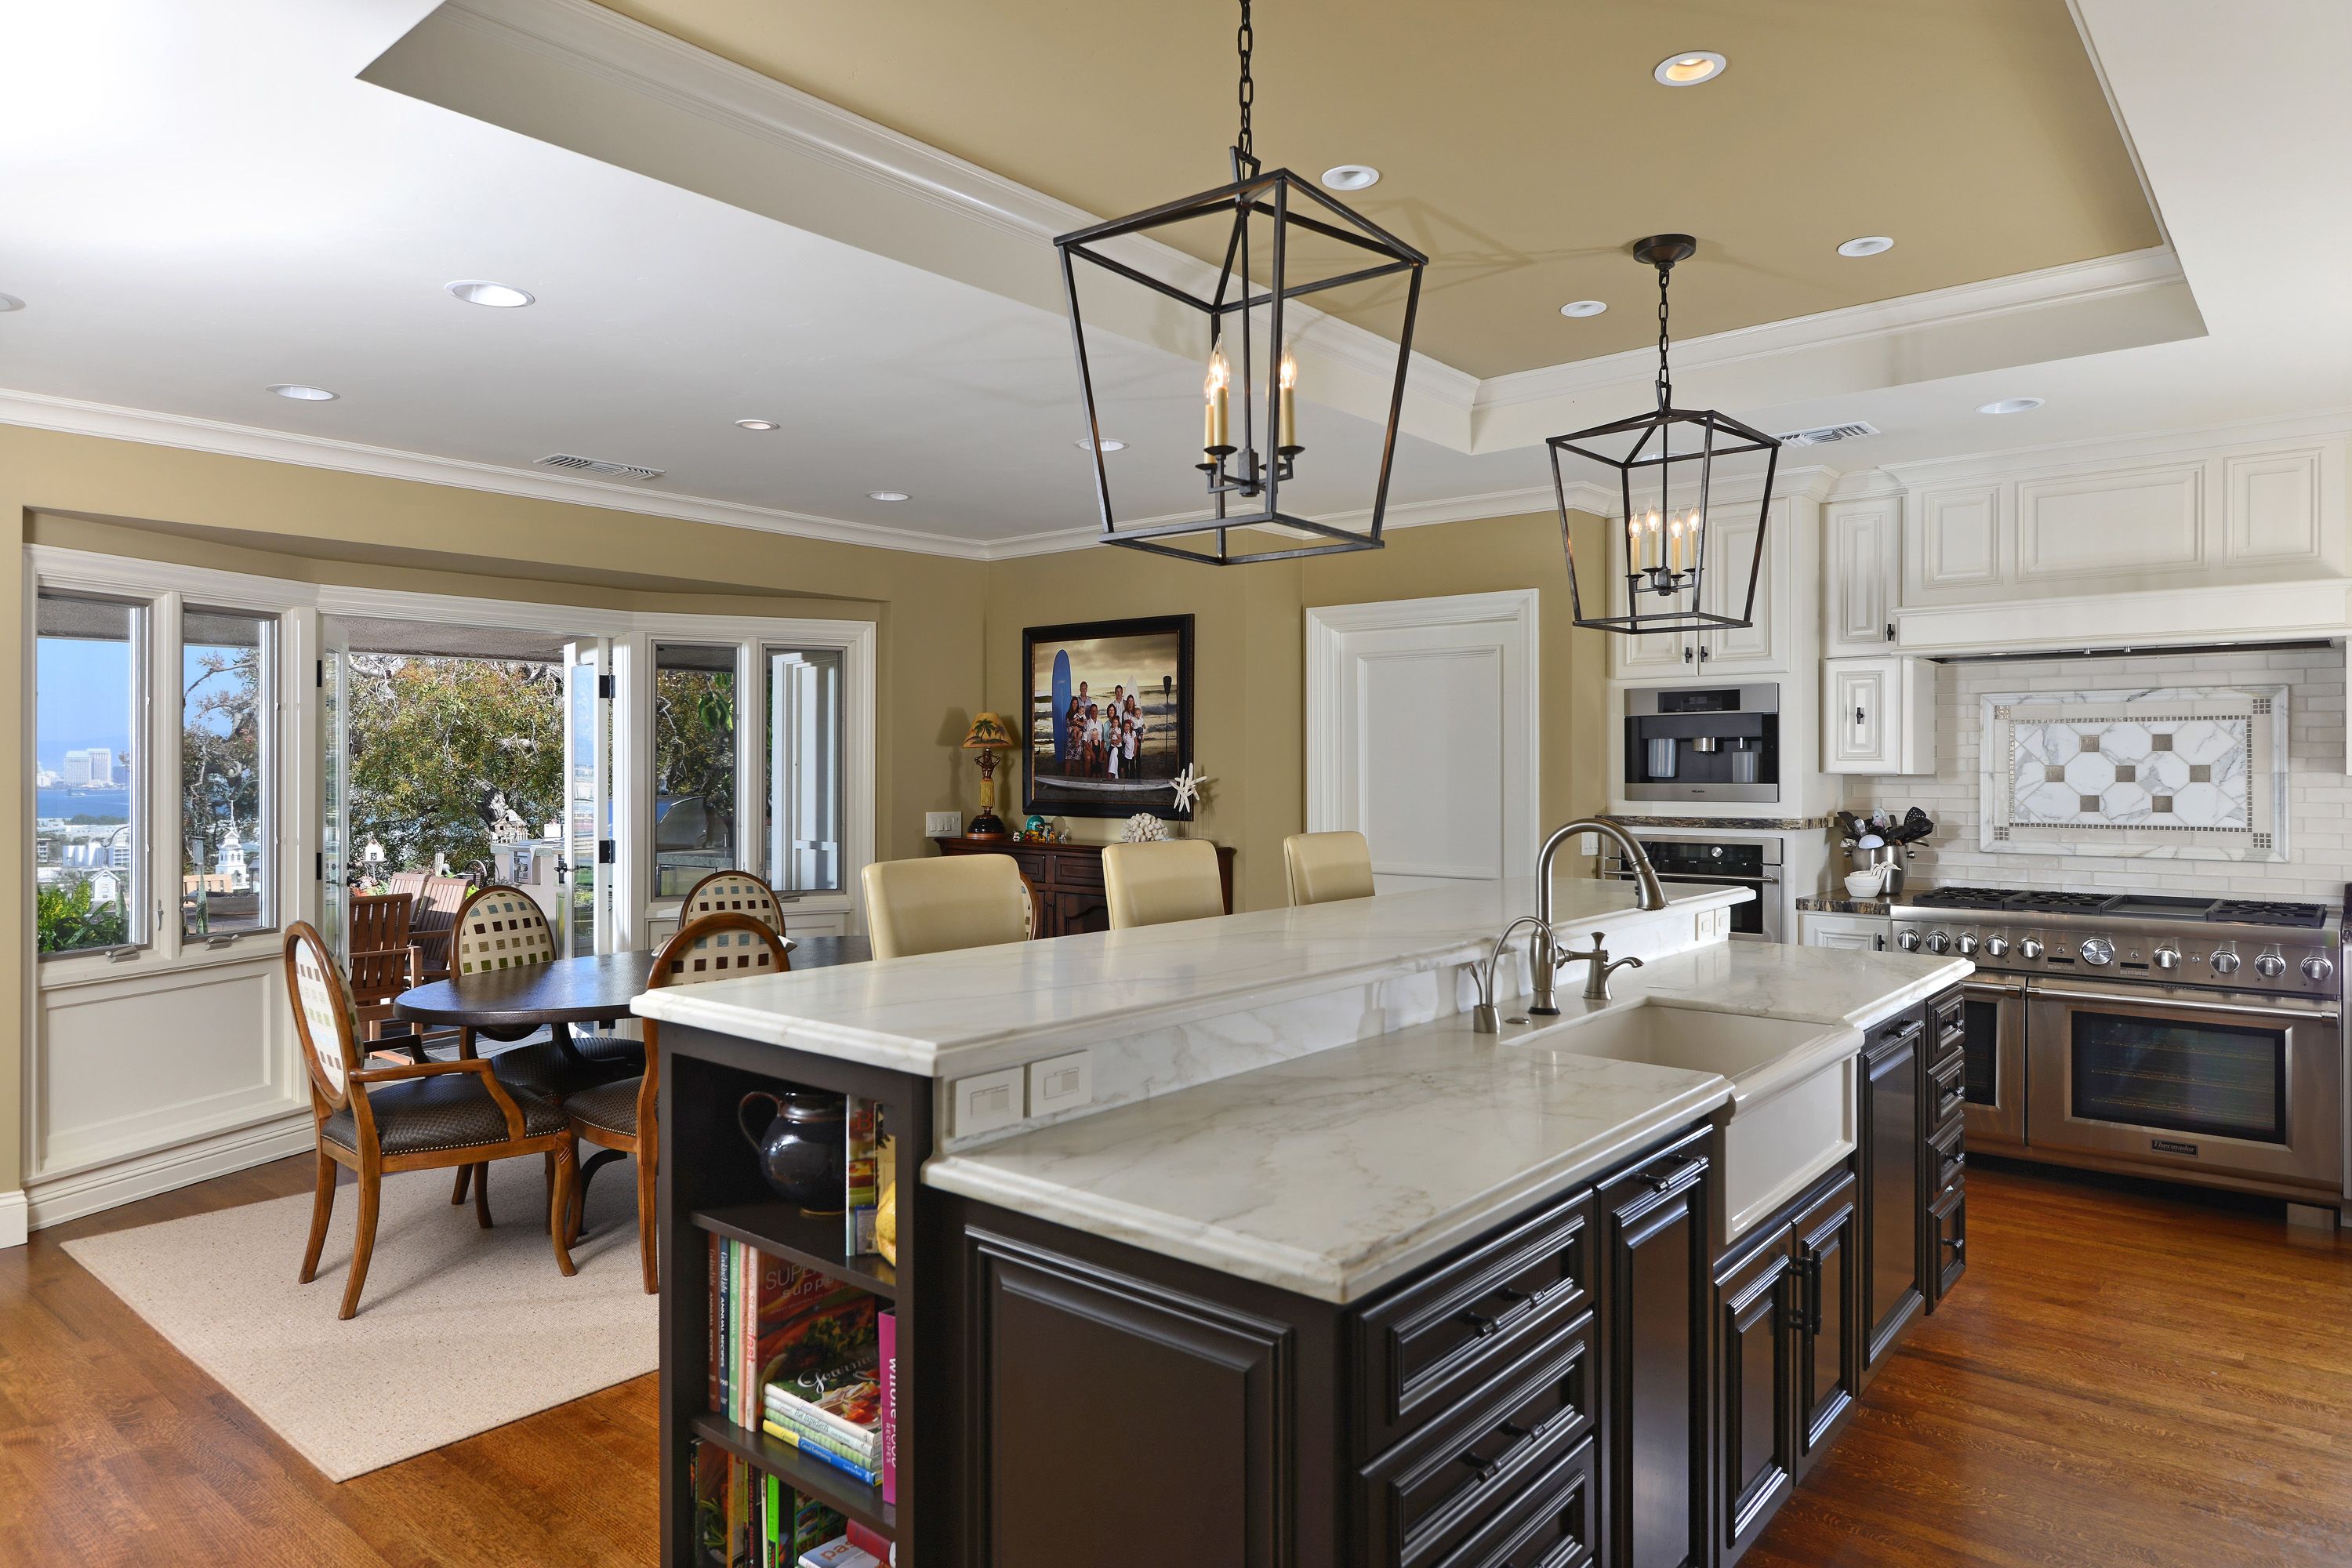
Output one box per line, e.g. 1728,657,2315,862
1896,929,1921,953
2210,949,2241,976
1984,935,2009,958
2153,945,2183,971
2079,937,2115,967
2254,950,2288,980
1955,933,1980,956
2303,955,2336,985
1925,931,1953,956
2018,937,2044,960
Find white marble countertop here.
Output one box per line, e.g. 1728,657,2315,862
631,877,1748,1078
923,941,1969,1301
924,1009,1731,1303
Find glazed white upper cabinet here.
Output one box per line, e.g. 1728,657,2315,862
1610,497,1794,680
1823,655,1935,774
1824,499,1900,657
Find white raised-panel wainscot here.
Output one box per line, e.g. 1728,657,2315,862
1822,656,1936,774
1798,912,1893,953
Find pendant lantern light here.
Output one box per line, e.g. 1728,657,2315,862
1053,0,1428,564
1550,235,1781,634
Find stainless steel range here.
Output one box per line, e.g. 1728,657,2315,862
1890,887,2343,1205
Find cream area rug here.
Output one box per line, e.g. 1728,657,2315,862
64,1158,658,1481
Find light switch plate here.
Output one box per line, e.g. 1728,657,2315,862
953,1067,1025,1138
1028,1051,1093,1116
926,810,964,837
1577,832,1599,856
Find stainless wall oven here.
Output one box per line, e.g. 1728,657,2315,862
2025,978,2342,1197
1604,835,1781,942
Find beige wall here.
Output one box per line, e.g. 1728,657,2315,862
2,424,989,1197
982,510,1614,912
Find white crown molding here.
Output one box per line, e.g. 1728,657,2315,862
0,386,996,561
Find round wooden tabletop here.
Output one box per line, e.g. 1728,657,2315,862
393,933,871,1029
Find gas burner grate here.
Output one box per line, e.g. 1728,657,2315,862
2209,899,2328,928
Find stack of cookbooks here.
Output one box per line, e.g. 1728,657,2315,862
761,1356,882,1486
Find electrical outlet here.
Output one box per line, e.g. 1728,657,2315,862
953,1067,1024,1138
1028,1051,1093,1116
926,810,964,837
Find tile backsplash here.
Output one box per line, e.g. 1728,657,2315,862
1844,645,2350,902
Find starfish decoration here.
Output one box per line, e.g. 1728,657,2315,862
1171,761,1210,815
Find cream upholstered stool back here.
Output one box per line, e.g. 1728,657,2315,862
1283,830,1376,907
862,855,1036,960
1102,838,1227,931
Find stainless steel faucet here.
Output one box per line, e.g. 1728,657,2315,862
1472,916,1552,1033
1529,818,1667,1014
1557,930,1644,1001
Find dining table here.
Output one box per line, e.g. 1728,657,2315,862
393,933,872,1063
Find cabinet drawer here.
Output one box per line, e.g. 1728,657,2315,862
1929,1114,1965,1195
1045,849,1103,889
1931,1182,1967,1302
1354,1188,1594,1457
1930,1054,1966,1127
1433,1433,1595,1568
1867,1010,1926,1059
1359,1323,1595,1568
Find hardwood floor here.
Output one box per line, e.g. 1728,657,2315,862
2,1155,2347,1566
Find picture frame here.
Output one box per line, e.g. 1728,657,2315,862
1022,615,1195,820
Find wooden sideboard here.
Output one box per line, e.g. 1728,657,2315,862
931,835,1236,938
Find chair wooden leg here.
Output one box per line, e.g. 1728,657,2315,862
473,1160,493,1229
636,1143,658,1296
451,1163,471,1206
299,1149,336,1284
339,1164,383,1320
549,1142,579,1278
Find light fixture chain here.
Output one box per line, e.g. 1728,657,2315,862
1236,0,1254,158
1655,261,1673,409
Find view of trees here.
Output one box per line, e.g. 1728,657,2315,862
347,655,563,880
182,641,265,932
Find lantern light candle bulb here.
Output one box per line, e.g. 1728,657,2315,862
1646,510,1662,570
1204,346,1231,454
1668,516,1683,572
1278,350,1298,449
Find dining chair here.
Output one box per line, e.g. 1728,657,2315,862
1102,838,1228,930
861,855,1036,959
565,912,790,1294
283,921,578,1319
681,868,787,935
443,884,638,1207
1283,830,1377,907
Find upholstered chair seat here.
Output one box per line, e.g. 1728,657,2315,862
562,1076,643,1139
862,855,1036,959
323,1073,568,1157
488,1034,644,1102
1283,830,1377,906
1102,838,1228,930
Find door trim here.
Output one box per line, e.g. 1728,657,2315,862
1304,590,1541,872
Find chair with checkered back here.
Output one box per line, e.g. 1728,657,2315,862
564,913,790,1294
284,921,579,1319
681,868,787,937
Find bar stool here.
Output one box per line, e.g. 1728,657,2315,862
1102,839,1228,931
862,855,1037,959
1283,830,1376,906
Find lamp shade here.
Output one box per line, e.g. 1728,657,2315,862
962,712,1015,750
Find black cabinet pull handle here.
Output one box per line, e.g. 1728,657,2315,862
1638,1154,1700,1192
1457,1309,1501,1337
1943,1235,1965,1254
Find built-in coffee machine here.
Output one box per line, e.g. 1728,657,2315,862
1622,684,1780,803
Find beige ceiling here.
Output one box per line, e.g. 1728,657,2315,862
597,0,2161,379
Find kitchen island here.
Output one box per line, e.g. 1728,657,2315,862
637,879,1968,1568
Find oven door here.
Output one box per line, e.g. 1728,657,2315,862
1960,977,2027,1151
1604,840,1780,942
2025,978,2343,1192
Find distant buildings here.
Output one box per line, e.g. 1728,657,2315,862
61,747,117,788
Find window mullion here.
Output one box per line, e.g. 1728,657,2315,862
152,591,184,964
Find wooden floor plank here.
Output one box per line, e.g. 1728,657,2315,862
2,1153,2347,1566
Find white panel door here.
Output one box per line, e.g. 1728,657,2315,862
1824,502,1898,657
1307,592,1539,895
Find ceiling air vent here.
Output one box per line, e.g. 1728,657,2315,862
535,452,666,481
1771,420,1881,448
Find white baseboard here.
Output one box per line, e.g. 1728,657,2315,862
27,1115,314,1232
0,1189,27,1250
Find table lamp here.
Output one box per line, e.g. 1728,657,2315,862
961,711,1015,840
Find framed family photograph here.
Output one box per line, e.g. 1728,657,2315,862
1022,615,1195,820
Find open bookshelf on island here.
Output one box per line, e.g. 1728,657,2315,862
659,1025,934,1566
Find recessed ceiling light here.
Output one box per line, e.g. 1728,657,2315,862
446,279,535,308
1977,397,2045,416
0,292,23,313
267,383,337,401
1654,51,1727,87
1320,165,1380,191
1075,437,1127,452
735,419,780,431
1837,235,1896,258
1559,299,1608,318
868,490,910,503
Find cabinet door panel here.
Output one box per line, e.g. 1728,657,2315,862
1598,1138,1710,1568
1715,1239,1793,1562
1051,888,1109,938
1931,1182,1968,1305
965,1229,1294,1568
1824,662,1893,772
1826,504,1896,655
1860,1023,1926,1376
1791,1172,1860,1468
1700,506,1777,670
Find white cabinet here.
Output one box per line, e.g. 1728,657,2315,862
1824,500,1900,657
1610,497,1796,680
1799,912,1892,952
1823,656,1936,774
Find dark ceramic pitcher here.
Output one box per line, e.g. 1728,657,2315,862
738,1090,848,1215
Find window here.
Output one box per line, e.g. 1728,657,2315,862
180,608,276,937
35,592,143,954
653,643,738,898
766,647,845,893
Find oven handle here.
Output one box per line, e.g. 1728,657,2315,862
1963,978,2027,999
2027,983,2339,1024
